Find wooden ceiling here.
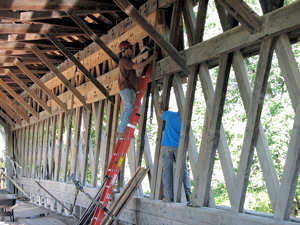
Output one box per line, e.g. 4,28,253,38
0,0,147,126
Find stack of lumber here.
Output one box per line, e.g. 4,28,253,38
101,167,149,225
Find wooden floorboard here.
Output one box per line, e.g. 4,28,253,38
0,201,75,225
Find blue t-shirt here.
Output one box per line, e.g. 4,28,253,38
161,111,181,148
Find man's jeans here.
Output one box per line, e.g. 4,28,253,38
118,88,136,133
162,146,191,202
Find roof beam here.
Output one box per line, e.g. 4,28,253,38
19,10,120,21
0,89,30,122
0,100,22,124
6,69,52,113
216,0,261,33
0,1,114,11
7,33,89,42
0,24,82,34
0,79,39,118
46,34,114,103
15,59,68,111
113,0,189,75
67,11,119,64
31,46,87,107
0,109,15,127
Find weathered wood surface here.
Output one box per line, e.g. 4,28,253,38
13,178,300,225
155,1,300,77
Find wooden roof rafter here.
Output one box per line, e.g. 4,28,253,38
15,59,68,111
0,0,115,11
0,79,39,119
0,108,15,127
0,89,30,123
216,0,262,33
5,69,52,114
46,33,114,103
0,100,22,125
31,46,87,107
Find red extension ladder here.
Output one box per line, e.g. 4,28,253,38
90,63,153,225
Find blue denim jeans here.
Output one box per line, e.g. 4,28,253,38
162,146,191,202
117,88,136,133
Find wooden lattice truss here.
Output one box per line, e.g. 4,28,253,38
2,0,300,224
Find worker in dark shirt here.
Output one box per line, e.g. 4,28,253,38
117,40,153,137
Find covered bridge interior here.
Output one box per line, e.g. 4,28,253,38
0,0,299,224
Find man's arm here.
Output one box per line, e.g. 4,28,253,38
132,55,153,70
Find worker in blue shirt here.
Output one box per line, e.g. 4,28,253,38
158,105,191,203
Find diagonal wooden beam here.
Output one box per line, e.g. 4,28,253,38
0,79,39,118
0,99,21,124
0,88,30,123
192,53,233,207
15,59,67,111
31,46,87,107
217,0,261,33
174,0,209,203
6,69,51,113
113,0,189,75
0,109,15,127
46,34,114,103
233,38,275,212
155,0,300,77
67,11,119,64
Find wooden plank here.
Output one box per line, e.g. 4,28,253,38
25,126,31,177
276,34,300,110
154,1,300,77
79,106,92,184
6,69,52,113
136,84,151,169
217,0,261,33
15,59,67,111
101,100,114,179
49,115,57,180
19,10,119,21
0,109,15,127
232,51,279,208
32,122,40,178
16,176,300,225
0,24,82,34
174,0,208,202
54,112,65,181
150,83,164,199
192,53,233,207
0,1,115,11
0,99,22,124
0,78,39,118
28,124,35,178
114,0,189,75
91,101,104,187
70,107,82,178
31,46,87,107
61,110,73,182
0,89,30,122
67,11,119,64
46,34,114,103
274,99,300,220
233,38,275,212
108,95,120,164
37,120,45,178
42,118,50,179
